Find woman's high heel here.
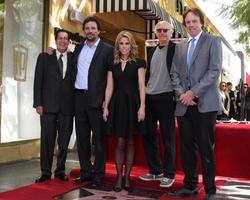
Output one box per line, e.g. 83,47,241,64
124,185,133,192
113,185,122,192
113,176,123,192
124,178,133,192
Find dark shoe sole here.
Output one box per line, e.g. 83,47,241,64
73,177,92,184
113,186,122,192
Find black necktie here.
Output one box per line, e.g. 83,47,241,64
58,54,63,78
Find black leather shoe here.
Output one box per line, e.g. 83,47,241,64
55,174,69,181
73,176,92,184
90,179,102,189
204,194,216,200
113,185,122,192
35,175,51,183
124,186,133,192
168,187,198,197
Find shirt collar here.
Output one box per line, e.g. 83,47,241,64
188,31,203,43
56,50,67,58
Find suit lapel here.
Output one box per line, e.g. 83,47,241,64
180,39,189,79
183,39,189,68
190,32,207,66
74,42,85,64
64,53,71,79
89,40,103,67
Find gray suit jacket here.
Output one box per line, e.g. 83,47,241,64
171,32,222,116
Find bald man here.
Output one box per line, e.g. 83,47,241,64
139,21,176,188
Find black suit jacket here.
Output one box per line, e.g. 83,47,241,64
33,51,75,115
73,40,113,108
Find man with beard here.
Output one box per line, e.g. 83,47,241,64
72,16,113,188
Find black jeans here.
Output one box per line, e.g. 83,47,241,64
142,92,176,179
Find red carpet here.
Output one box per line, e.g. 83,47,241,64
106,123,250,179
70,163,228,200
1,162,247,200
1,124,249,199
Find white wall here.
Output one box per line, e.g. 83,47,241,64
221,43,241,87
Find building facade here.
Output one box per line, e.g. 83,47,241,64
0,0,243,163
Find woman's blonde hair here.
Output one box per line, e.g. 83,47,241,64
114,31,138,64
219,81,227,92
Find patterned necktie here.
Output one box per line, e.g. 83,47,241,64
186,38,196,74
58,54,63,78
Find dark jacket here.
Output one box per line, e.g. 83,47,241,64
33,51,75,115
73,40,114,108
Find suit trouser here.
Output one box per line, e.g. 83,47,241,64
142,92,176,179
75,90,105,181
40,112,73,176
245,108,250,121
177,106,216,194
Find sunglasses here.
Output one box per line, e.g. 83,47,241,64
156,28,169,33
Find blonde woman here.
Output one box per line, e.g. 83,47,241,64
103,31,146,192
217,81,230,120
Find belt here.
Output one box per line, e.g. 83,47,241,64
75,89,88,93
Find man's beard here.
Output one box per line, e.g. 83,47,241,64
86,34,97,42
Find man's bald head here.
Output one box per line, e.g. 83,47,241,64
155,21,173,32
154,20,173,45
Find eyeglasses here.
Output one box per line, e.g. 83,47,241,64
156,28,169,33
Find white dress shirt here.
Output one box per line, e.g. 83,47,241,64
75,38,100,90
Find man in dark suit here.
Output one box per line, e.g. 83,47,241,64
72,16,113,188
169,8,222,200
33,29,74,183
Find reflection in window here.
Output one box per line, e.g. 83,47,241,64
1,0,44,142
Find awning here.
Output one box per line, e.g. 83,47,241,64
92,0,187,39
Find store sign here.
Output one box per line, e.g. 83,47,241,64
61,0,87,20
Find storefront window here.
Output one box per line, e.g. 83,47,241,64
0,0,44,142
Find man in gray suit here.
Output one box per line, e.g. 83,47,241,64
169,8,222,200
